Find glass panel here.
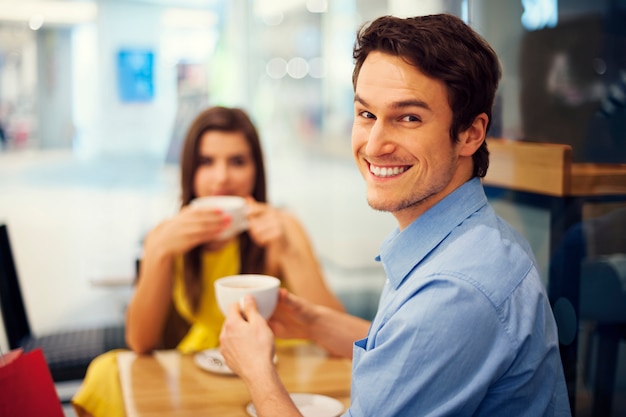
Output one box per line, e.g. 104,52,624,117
471,1,626,415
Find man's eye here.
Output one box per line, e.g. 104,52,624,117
402,115,421,122
359,111,375,119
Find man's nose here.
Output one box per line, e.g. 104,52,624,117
365,120,394,156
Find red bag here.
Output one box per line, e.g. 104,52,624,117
0,347,64,417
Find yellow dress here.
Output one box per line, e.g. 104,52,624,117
72,240,240,417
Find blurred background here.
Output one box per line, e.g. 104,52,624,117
0,0,625,415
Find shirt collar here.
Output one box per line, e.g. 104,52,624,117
376,177,488,289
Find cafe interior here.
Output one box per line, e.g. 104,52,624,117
0,0,625,416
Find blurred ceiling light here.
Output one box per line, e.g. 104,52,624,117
0,1,97,25
161,8,218,29
308,57,325,78
29,13,44,30
261,11,283,26
266,57,288,79
306,0,327,13
389,0,447,17
255,0,303,19
287,57,308,79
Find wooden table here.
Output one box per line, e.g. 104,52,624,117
483,137,626,415
117,343,352,417
484,138,626,197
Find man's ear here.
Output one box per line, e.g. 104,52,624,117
458,113,488,156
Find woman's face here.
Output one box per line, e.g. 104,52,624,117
193,130,256,198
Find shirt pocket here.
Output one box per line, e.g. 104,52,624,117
353,337,367,362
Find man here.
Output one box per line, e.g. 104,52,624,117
219,14,571,416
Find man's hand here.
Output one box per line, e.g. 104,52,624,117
268,289,318,340
219,295,303,417
219,295,276,381
270,289,371,359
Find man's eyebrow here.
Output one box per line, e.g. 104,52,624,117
354,94,431,111
354,94,367,105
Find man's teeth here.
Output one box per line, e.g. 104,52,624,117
369,165,407,177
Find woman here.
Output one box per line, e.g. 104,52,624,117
72,106,344,417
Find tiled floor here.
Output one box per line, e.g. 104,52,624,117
57,380,82,417
63,405,78,417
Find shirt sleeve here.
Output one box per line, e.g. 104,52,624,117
346,276,514,416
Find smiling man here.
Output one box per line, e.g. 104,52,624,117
219,14,571,416
352,50,486,227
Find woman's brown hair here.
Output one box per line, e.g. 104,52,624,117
179,106,267,312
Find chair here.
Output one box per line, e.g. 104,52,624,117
0,223,127,382
580,254,626,417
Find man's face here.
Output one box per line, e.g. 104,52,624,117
352,51,475,229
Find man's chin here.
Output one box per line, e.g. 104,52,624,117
367,195,423,214
366,197,394,213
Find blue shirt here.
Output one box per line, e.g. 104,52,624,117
346,178,571,416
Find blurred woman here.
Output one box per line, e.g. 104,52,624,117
72,106,344,417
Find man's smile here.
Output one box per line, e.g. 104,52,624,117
368,162,411,178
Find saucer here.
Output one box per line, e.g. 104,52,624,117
246,393,344,417
193,348,234,375
193,348,277,376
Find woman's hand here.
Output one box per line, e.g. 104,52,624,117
245,198,346,313
245,198,288,250
144,205,232,259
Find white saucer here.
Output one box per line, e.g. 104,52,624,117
246,393,344,417
193,348,234,375
193,348,277,376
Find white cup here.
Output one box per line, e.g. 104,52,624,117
214,274,280,319
190,196,249,240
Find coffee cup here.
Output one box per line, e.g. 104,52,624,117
214,274,280,319
190,196,248,240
